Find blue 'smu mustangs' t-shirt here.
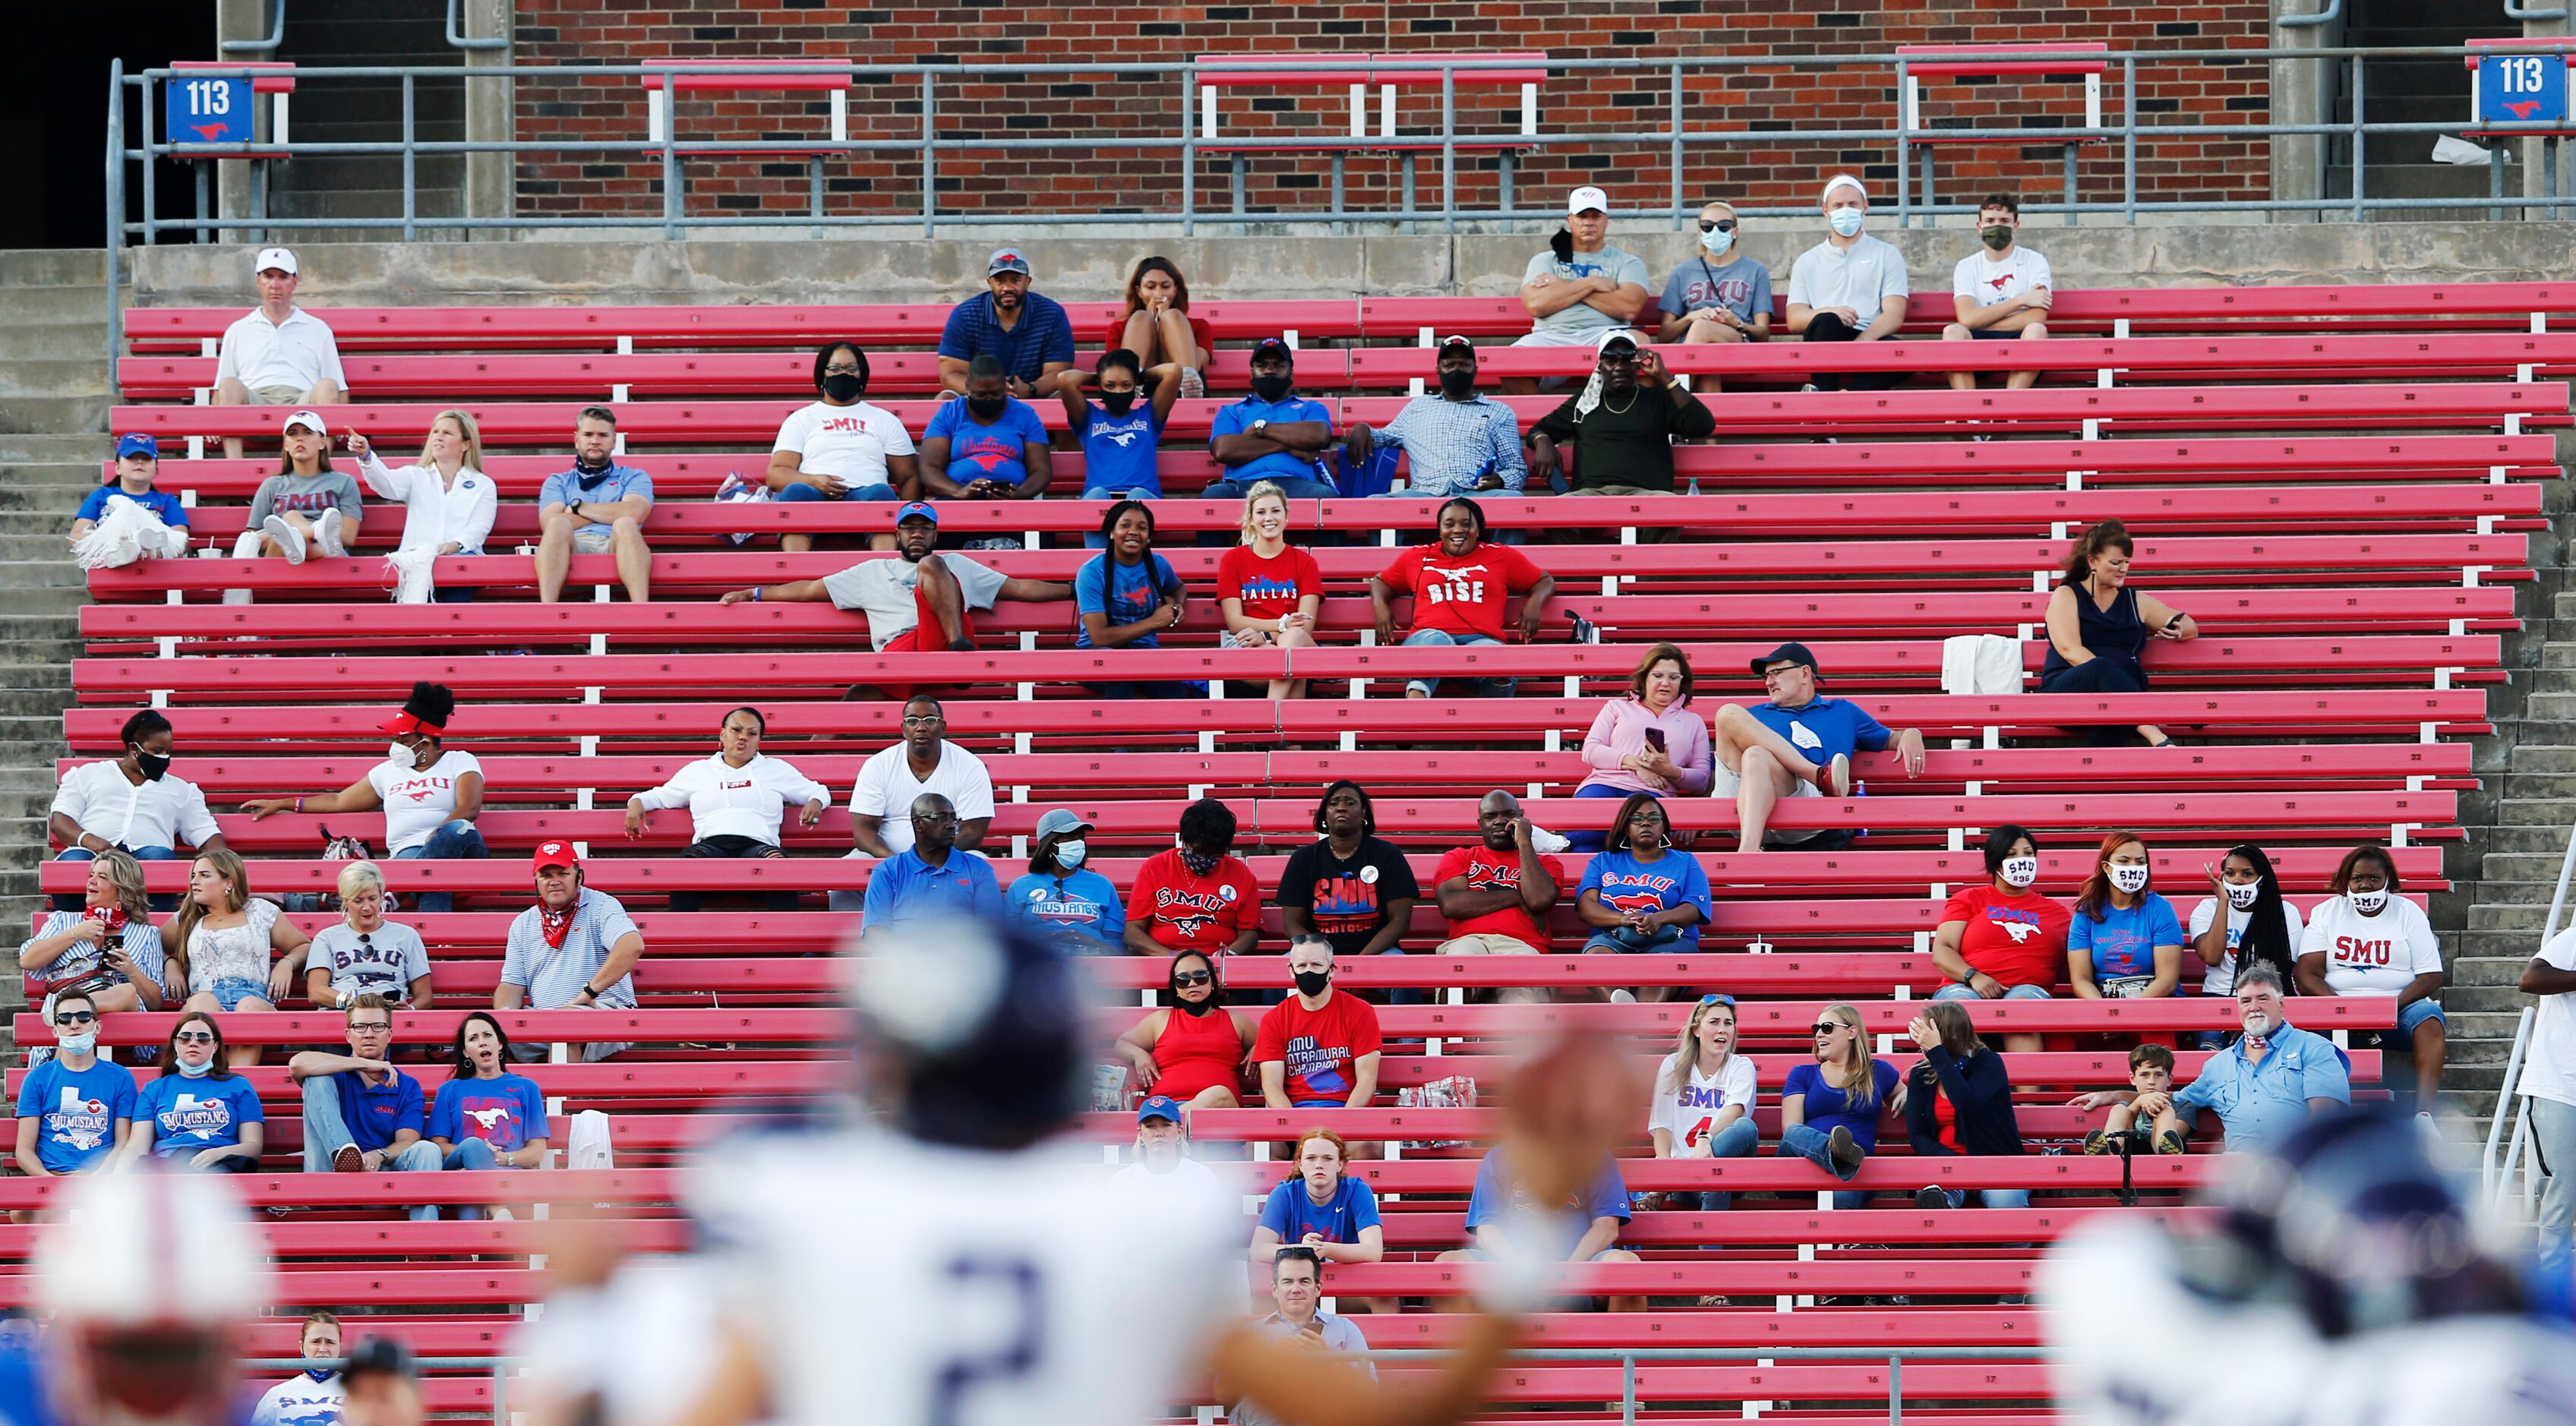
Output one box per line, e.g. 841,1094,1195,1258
429,1074,548,1153
134,1073,264,1156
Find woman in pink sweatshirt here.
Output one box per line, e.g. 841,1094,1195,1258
1568,642,1713,850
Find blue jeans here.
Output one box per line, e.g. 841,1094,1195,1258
2397,997,2447,1035
1584,923,1690,954
1082,487,1158,548
774,481,901,503
1687,1115,1762,1212
1922,1185,2031,1210
300,1078,444,1215
1932,981,2054,1003
1779,1122,1872,1210
55,844,182,913
1204,475,1337,502
1400,628,1511,699
392,820,487,913
435,1137,504,1220
1564,782,1640,853
434,547,485,603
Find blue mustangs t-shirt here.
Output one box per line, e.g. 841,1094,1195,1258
2069,893,2186,986
1078,402,1165,498
429,1074,548,1153
134,1072,264,1156
1074,551,1179,649
76,487,189,528
1463,1146,1631,1259
1782,1058,1901,1152
925,397,1049,489
14,1058,138,1172
1746,696,1894,766
1577,850,1715,950
1258,1174,1382,1245
1007,869,1125,954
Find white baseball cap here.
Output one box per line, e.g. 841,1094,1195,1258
283,409,327,435
254,246,298,276
1565,185,1609,216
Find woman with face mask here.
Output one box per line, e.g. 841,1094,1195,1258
2298,844,2448,1118
1930,823,2067,1054
1059,348,1184,526
119,1012,265,1172
760,341,919,554
1123,797,1261,958
2191,842,2304,1002
1111,949,1257,1110
1655,201,1773,378
2068,831,2185,1002
242,681,486,914
1009,809,1126,955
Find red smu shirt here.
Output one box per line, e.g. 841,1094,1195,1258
1252,990,1384,1104
1432,844,1564,949
1217,544,1322,625
1377,542,1545,642
1939,885,2072,990
1127,848,1261,953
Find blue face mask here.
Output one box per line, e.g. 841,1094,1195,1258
176,1054,214,1078
1828,208,1864,238
1699,226,1735,257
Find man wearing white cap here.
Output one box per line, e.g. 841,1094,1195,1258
1507,186,1651,393
1785,175,1912,393
213,247,348,459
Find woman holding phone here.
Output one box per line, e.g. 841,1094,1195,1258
1570,643,1711,850
2039,520,2196,747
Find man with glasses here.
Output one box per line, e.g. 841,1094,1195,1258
1526,336,1716,500
1711,642,1926,853
834,695,997,913
1657,202,1773,369
12,989,137,1178
500,841,644,1064
288,994,443,1194
860,793,1002,936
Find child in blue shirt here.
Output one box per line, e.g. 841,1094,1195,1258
1059,350,1182,509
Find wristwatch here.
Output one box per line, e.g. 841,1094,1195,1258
1252,419,1270,436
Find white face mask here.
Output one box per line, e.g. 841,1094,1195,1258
1998,857,2038,889
175,1054,214,1078
1699,225,1735,257
58,1032,96,1056
2347,888,2388,914
2108,864,2150,895
1055,839,1088,869
1828,207,1864,238
2225,881,2261,911
389,740,417,767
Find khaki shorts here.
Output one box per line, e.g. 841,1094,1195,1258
1710,760,1823,844
1436,933,1542,956
249,383,308,405
572,528,617,554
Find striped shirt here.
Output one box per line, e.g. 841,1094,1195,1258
1372,393,1529,496
937,292,1075,384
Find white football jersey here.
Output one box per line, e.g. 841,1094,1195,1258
2044,1220,2576,1426
689,1125,1245,1426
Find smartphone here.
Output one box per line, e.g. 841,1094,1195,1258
1644,728,1667,754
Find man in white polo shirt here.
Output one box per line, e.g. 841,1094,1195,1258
1785,174,1911,393
212,248,349,459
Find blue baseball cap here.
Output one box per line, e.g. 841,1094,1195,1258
895,500,939,526
1135,1095,1183,1125
115,434,159,462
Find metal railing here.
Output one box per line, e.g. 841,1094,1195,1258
247,1344,2052,1426
2480,814,2572,1219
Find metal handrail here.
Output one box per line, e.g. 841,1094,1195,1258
2504,0,2572,21
2278,0,2344,27
219,0,286,53
2481,811,2576,1210
445,0,507,51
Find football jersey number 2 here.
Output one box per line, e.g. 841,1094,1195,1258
929,1254,1044,1426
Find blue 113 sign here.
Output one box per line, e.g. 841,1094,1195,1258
2478,54,2569,127
168,76,253,146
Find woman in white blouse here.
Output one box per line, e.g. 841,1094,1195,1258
625,707,830,912
162,848,311,1067
346,412,498,602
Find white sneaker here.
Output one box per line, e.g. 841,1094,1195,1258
262,515,307,564
1608,989,1637,1005
1529,826,1572,854
314,507,347,558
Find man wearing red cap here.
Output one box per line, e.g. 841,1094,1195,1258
498,841,643,1062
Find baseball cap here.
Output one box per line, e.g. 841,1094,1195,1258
987,248,1032,278
895,500,939,526
1252,336,1295,362
1750,641,1820,677
1436,334,1476,353
1566,185,1609,216
114,434,159,462
343,1337,417,1383
282,410,327,436
254,247,298,276
1599,333,1640,355
1135,1096,1184,1125
532,839,580,872
1033,809,1094,840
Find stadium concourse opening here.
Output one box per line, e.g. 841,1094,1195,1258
18,14,2576,1426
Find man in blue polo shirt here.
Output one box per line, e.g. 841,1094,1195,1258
1713,641,1926,852
2076,967,2350,1155
71,434,191,567
1204,338,1353,505
938,249,1076,400
862,793,1002,935
287,995,443,1211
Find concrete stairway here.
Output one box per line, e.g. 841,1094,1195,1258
2324,0,2518,220
262,0,467,241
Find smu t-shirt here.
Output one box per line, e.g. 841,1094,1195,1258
368,749,481,854
77,486,189,528
2186,897,2306,997
311,920,433,1004
14,1058,138,1173
1782,1058,1901,1152
1258,1174,1382,1245
2301,896,2444,997
772,400,915,490
923,397,1049,487
428,1074,548,1153
1743,697,1893,766
1941,885,2072,989
1217,545,1322,625
1253,992,1384,1105
1577,850,1714,950
1953,245,2054,308
135,1073,264,1156
1646,1052,1758,1150
2069,893,2185,988
1077,401,1165,497
1378,541,1546,642
1074,551,1179,649
1281,838,1421,957
1432,844,1564,948
1006,869,1125,954
1659,254,1773,325
1127,849,1261,953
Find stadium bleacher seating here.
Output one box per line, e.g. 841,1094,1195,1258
46,275,2555,1421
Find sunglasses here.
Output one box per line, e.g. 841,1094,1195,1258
175,1030,217,1045
1173,970,1214,987
52,1011,96,1026
1697,219,1738,233
1811,1021,1847,1036
1698,994,1736,1008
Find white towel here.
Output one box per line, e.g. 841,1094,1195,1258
1943,633,2024,696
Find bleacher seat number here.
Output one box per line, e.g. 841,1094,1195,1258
2477,54,2568,127
168,76,252,146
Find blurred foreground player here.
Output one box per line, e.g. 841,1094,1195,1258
2044,1104,2576,1426
660,915,1637,1426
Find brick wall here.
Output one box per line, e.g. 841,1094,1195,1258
512,2,2271,224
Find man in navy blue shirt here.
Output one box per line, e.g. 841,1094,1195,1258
862,793,1002,935
1205,338,1361,504
288,995,442,1211
1713,641,1926,852
938,249,1076,400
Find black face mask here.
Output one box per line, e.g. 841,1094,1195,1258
821,372,866,403
1292,969,1331,997
1099,389,1138,417
131,749,170,782
1250,373,1293,403
966,396,1009,421
1438,366,1478,399
1176,986,1219,1016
